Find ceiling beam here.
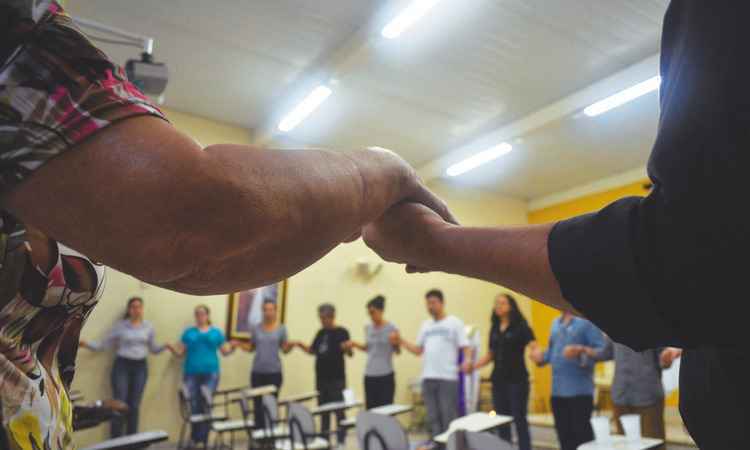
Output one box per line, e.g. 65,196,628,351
417,53,660,183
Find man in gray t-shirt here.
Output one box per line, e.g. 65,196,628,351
565,337,681,450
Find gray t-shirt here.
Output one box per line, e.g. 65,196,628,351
250,324,288,374
89,320,165,360
364,322,398,377
592,338,665,407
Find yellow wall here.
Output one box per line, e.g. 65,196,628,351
526,181,679,411
73,109,530,446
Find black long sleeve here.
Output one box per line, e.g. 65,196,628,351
548,1,750,351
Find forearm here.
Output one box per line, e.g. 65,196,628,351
429,224,573,312
157,146,405,294
401,340,422,355
7,118,443,296
474,352,493,369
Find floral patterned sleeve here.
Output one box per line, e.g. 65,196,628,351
0,2,166,449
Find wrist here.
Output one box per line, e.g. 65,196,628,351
348,148,409,219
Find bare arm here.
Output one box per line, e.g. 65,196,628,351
281,341,294,354
296,341,313,354
473,351,494,370
363,203,573,312
166,342,186,357
344,340,368,352
3,117,453,295
232,340,255,353
399,338,423,356
219,342,235,356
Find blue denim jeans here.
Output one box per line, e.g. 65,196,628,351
184,372,220,444
111,357,148,438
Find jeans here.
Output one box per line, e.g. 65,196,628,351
317,378,347,445
364,373,395,409
422,379,459,440
492,379,531,450
551,395,594,450
110,357,148,438
251,371,283,429
184,372,220,444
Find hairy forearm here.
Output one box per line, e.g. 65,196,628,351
159,146,400,294
7,118,428,295
431,224,573,312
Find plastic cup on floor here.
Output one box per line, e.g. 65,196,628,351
590,416,612,443
620,414,642,442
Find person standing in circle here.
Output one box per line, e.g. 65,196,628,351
167,305,235,447
473,293,538,450
80,296,168,438
233,299,294,429
344,296,400,409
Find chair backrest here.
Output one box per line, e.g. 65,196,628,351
356,411,410,450
199,385,213,414
446,430,512,450
261,394,279,432
178,385,192,421
288,402,316,445
237,391,252,421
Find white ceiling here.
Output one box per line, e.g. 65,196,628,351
68,0,668,201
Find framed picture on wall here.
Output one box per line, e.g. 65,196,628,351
226,281,288,341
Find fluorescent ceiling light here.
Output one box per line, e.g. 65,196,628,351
381,0,441,39
446,143,513,177
278,85,332,132
584,76,661,117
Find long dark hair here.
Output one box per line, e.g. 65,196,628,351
491,293,528,330
123,297,143,320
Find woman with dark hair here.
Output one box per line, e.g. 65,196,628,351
233,299,294,429
80,297,167,438
167,305,235,447
344,295,400,409
473,293,538,450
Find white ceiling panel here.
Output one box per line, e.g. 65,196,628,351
67,0,669,199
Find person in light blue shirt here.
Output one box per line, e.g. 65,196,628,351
532,311,604,450
168,305,235,446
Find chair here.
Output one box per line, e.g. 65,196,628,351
80,430,168,450
201,385,255,450
445,430,512,450
283,402,330,450
237,392,288,449
177,385,227,450
356,411,414,450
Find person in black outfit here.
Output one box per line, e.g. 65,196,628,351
362,5,750,448
297,303,352,447
473,293,538,450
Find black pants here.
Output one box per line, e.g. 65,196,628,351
551,395,594,450
110,357,148,438
251,371,283,429
317,378,346,445
492,379,531,450
364,373,395,409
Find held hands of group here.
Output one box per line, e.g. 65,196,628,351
356,147,458,273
